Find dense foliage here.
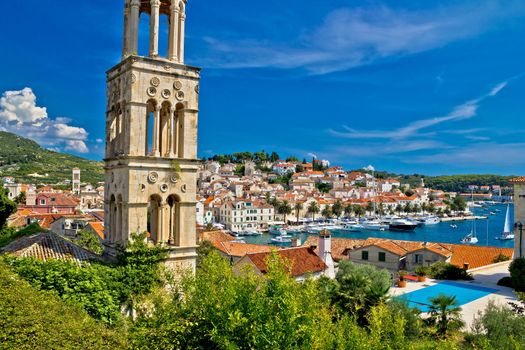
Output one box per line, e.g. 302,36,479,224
76,229,104,254
0,260,125,349
509,257,525,292
3,233,166,325
0,222,44,248
0,187,17,230
429,261,473,280
0,131,104,185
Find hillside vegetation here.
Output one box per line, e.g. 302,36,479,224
0,131,103,185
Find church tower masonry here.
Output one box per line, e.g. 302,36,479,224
104,0,199,272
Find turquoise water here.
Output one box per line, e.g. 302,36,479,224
243,203,515,248
396,281,498,312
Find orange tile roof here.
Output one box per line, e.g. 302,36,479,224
199,230,236,243
303,236,364,261
510,177,525,183
244,247,327,277
87,222,105,240
214,241,277,257
444,244,514,270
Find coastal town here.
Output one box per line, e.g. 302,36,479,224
2,0,525,348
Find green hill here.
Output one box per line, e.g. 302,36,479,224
0,131,104,185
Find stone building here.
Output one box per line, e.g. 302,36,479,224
104,0,200,272
72,168,81,195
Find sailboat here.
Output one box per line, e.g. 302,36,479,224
462,190,478,244
496,205,514,241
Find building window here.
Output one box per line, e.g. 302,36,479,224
361,251,368,260
39,199,46,205
414,254,423,264
378,252,386,262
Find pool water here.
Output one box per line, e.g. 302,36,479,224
397,281,498,312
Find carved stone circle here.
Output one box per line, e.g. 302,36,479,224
173,80,183,90
147,87,157,97
148,172,159,183
175,90,185,101
150,77,160,87
160,184,169,193
181,184,187,193
169,174,179,184
195,84,200,94
131,74,137,84
161,89,171,99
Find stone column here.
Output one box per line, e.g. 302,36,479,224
122,0,131,58
152,104,161,157
178,11,186,63
175,111,181,157
149,0,161,57
168,3,180,61
129,0,141,54
169,107,176,157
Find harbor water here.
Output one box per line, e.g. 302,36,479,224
243,203,515,248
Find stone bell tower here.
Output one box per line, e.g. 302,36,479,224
104,0,200,272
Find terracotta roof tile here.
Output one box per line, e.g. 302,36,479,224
244,247,327,277
510,177,525,183
303,236,364,261
214,241,277,257
87,222,105,240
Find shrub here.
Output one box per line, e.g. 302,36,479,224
0,223,45,248
492,253,510,263
415,265,430,277
497,276,514,288
509,257,525,292
470,300,525,349
429,261,473,280
0,261,125,349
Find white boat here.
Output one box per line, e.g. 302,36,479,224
416,216,441,225
362,220,389,231
342,224,365,232
496,205,514,240
450,224,458,229
269,226,287,235
270,236,292,244
461,233,478,244
389,219,418,232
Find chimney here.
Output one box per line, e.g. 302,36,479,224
291,237,301,247
463,262,469,270
318,229,335,278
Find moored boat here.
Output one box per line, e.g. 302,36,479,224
388,219,417,232
496,205,514,240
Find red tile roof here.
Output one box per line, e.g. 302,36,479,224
214,241,277,257
244,247,327,277
510,177,525,183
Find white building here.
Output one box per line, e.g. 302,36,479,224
219,200,274,232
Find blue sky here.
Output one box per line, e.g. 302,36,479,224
1,0,524,175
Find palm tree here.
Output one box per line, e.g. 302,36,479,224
378,203,385,217
421,203,428,214
307,201,320,221
396,204,403,215
366,202,374,216
354,205,365,218
344,204,354,218
321,206,332,219
278,200,292,224
428,294,464,337
332,200,343,218
413,203,421,214
403,203,412,214
294,202,303,224
429,203,436,214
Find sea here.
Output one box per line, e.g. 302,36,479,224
243,203,515,248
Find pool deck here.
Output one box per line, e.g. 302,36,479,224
390,261,516,329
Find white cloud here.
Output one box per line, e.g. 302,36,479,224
328,81,508,140
0,88,90,153
198,1,525,74
307,152,317,159
364,165,375,172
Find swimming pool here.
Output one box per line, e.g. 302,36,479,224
397,281,498,312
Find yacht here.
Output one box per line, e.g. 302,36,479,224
496,205,514,241
269,226,287,235
239,230,262,236
388,218,418,232
416,216,441,226
270,235,292,244
362,220,389,231
342,223,365,232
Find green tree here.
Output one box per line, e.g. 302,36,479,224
453,195,467,212
509,257,525,292
321,206,333,219
270,151,280,162
277,200,292,224
344,204,354,218
307,201,320,221
14,191,26,205
315,182,331,193
354,205,365,218
293,202,303,223
332,200,343,218
0,188,17,230
427,294,464,337
77,229,103,254
366,202,374,215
